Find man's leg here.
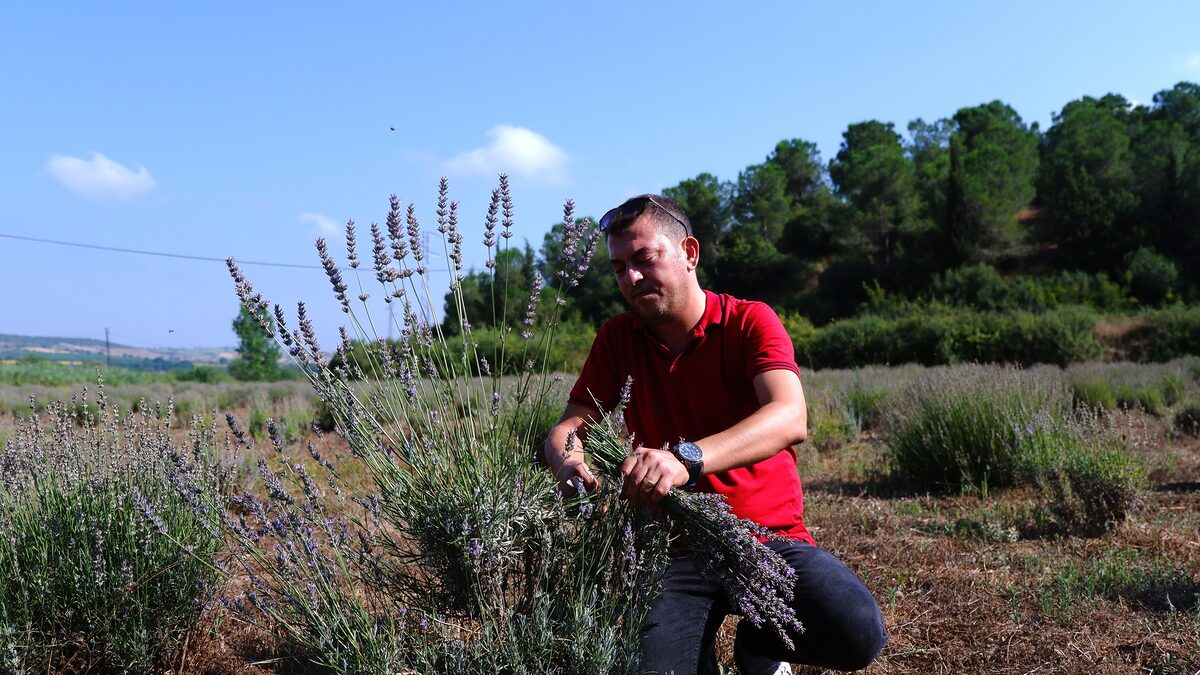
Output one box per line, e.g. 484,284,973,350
640,556,729,675
735,541,886,672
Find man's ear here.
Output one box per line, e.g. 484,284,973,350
683,236,700,270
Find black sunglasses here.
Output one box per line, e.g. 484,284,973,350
598,195,692,237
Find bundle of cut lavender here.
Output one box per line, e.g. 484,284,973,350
578,381,805,649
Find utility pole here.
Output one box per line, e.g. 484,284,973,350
104,327,111,368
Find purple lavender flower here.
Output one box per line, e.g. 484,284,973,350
315,238,350,313
522,271,544,329
500,174,514,240
483,187,500,252
131,487,167,535
406,203,426,272
344,219,360,269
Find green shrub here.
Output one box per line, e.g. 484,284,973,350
247,406,270,442
1064,359,1200,415
0,393,222,672
1125,305,1200,362
841,373,888,434
927,263,1011,312
882,365,1072,492
807,307,1101,369
925,264,1131,313
173,365,230,383
1114,383,1166,415
1126,247,1179,305
809,315,896,369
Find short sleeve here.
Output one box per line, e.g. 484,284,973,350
738,302,802,379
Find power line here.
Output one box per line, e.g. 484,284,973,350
1,231,320,269
0,231,452,272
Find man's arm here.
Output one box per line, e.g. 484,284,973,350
542,400,603,494
620,368,807,504
694,368,808,472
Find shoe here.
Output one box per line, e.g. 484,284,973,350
737,660,791,675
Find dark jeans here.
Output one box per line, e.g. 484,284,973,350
640,540,886,674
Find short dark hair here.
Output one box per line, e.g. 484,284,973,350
599,194,693,240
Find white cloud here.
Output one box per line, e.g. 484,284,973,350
1187,54,1200,72
300,212,341,235
445,125,569,184
45,152,156,200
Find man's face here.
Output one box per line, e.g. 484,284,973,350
607,215,694,320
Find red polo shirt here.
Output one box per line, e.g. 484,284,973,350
569,290,813,543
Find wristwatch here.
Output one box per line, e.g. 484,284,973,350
672,440,704,491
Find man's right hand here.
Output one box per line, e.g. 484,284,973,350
542,401,603,497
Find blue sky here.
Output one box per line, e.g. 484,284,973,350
2,1,1199,349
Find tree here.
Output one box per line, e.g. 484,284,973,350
664,173,733,286
828,120,923,270
1038,94,1138,272
228,306,285,381
946,101,1040,264
1133,82,1200,295
907,117,953,234
766,140,840,261
731,161,794,245
768,139,827,204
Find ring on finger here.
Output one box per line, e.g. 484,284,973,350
641,478,657,489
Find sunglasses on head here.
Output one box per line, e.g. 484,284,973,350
598,195,692,237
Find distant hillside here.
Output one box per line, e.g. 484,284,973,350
0,333,235,370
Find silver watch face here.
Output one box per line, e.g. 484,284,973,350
675,441,703,463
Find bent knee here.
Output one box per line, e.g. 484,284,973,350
829,612,887,671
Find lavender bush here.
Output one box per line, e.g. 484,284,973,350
216,178,671,673
1013,408,1147,536
0,383,223,673
881,364,1073,492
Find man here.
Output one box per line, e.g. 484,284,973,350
543,194,886,674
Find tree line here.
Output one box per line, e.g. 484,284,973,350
450,82,1200,334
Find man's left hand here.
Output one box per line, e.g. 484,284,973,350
620,447,689,507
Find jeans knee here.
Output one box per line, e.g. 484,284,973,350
832,610,887,671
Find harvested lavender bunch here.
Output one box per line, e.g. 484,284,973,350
581,384,805,649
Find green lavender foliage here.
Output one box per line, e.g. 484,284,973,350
1013,409,1146,536
223,179,670,674
882,364,1072,491
882,365,1146,534
0,389,222,673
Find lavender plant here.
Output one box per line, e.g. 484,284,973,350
218,178,671,674
1013,408,1147,536
580,377,805,650
881,364,1073,492
0,382,222,673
